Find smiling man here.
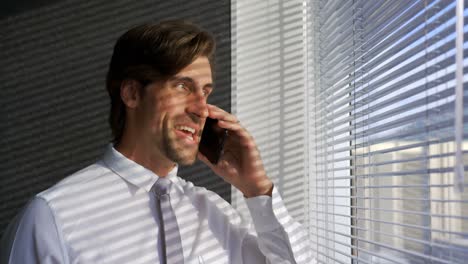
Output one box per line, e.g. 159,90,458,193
1,20,312,264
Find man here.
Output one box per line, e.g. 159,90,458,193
1,20,312,263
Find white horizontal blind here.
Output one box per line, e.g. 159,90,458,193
307,0,468,263
231,0,307,223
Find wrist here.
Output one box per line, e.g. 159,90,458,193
243,181,273,198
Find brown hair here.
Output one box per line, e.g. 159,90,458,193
106,20,216,144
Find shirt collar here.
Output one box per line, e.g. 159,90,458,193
102,144,184,194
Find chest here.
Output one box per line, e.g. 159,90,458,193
57,192,230,264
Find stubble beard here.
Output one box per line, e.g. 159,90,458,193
162,125,198,166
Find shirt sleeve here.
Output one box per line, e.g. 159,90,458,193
243,186,314,264
0,197,67,264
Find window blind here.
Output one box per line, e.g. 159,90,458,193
231,0,307,223
307,0,468,263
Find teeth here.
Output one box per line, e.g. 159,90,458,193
176,125,195,134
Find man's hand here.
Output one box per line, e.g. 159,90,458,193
198,104,273,198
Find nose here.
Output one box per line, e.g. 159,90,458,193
187,92,208,119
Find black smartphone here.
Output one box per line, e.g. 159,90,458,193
199,117,228,164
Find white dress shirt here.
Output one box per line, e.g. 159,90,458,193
1,145,313,264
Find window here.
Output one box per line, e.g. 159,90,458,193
233,0,468,263
307,0,468,263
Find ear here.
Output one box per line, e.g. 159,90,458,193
120,79,141,108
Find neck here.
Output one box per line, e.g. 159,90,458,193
115,137,176,177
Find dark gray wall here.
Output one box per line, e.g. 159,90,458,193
0,0,231,236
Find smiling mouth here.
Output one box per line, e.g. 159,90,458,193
175,125,197,142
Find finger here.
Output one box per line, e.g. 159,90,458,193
210,111,238,123
217,120,248,136
217,119,241,130
207,105,238,123
207,104,225,112
218,120,255,147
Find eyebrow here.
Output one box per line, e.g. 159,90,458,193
171,76,213,89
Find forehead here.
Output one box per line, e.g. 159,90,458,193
175,57,212,82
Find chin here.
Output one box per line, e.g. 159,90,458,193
178,158,197,166
164,135,199,165
167,148,198,166
173,154,197,166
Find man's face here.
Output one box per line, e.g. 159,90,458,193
137,56,213,165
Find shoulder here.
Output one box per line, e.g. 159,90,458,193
38,161,114,203
2,196,55,238
1,196,65,263
0,160,113,263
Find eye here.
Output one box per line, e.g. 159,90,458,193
175,83,190,93
203,88,212,97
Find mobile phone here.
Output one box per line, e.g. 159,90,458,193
199,117,228,164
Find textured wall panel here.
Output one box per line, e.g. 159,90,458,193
0,0,231,236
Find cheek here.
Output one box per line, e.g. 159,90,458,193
163,97,186,114
155,97,183,126
140,97,165,132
